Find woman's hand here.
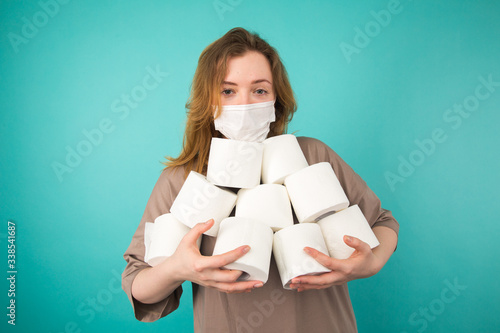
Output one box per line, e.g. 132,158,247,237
132,219,263,304
166,219,264,294
288,235,384,292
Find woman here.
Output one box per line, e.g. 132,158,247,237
122,27,399,332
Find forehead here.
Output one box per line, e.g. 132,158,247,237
224,51,272,83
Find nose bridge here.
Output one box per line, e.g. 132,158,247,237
238,89,250,105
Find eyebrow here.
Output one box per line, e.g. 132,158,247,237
222,79,272,86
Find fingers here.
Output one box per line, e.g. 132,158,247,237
182,219,214,245
343,235,371,254
303,247,342,271
206,245,251,269
291,248,352,290
193,267,264,292
211,280,264,294
176,219,264,293
205,268,244,283
192,245,248,273
290,270,346,288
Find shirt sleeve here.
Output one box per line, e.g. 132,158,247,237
121,167,185,322
297,137,399,236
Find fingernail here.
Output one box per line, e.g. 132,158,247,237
303,247,311,254
242,246,250,253
254,282,263,288
345,236,352,242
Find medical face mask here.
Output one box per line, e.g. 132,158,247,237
213,100,276,142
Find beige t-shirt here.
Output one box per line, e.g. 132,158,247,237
122,136,400,333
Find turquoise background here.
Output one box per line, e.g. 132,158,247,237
1,0,499,332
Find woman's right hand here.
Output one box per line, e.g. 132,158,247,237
165,219,264,294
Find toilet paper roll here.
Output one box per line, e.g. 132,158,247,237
317,205,380,259
207,138,264,189
284,162,349,223
212,217,274,283
273,223,331,289
261,134,309,184
236,184,293,231
170,171,237,237
144,222,154,263
146,213,201,267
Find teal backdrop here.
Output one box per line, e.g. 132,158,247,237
1,0,499,332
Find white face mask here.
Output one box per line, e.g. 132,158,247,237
214,100,276,142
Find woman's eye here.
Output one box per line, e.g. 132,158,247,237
255,89,268,95
221,89,233,95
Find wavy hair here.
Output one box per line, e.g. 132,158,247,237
164,27,297,176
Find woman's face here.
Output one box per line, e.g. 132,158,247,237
220,51,275,105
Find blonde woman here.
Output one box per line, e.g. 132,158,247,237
122,27,399,332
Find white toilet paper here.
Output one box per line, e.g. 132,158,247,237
212,217,274,283
207,138,264,189
273,223,331,289
170,171,237,237
145,213,201,267
144,222,154,263
284,162,349,223
261,134,308,184
317,205,380,259
236,184,293,231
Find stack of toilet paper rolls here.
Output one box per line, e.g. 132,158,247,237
143,134,380,288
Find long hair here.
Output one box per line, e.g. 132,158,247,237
164,27,297,177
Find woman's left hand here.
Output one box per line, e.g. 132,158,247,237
288,235,384,292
